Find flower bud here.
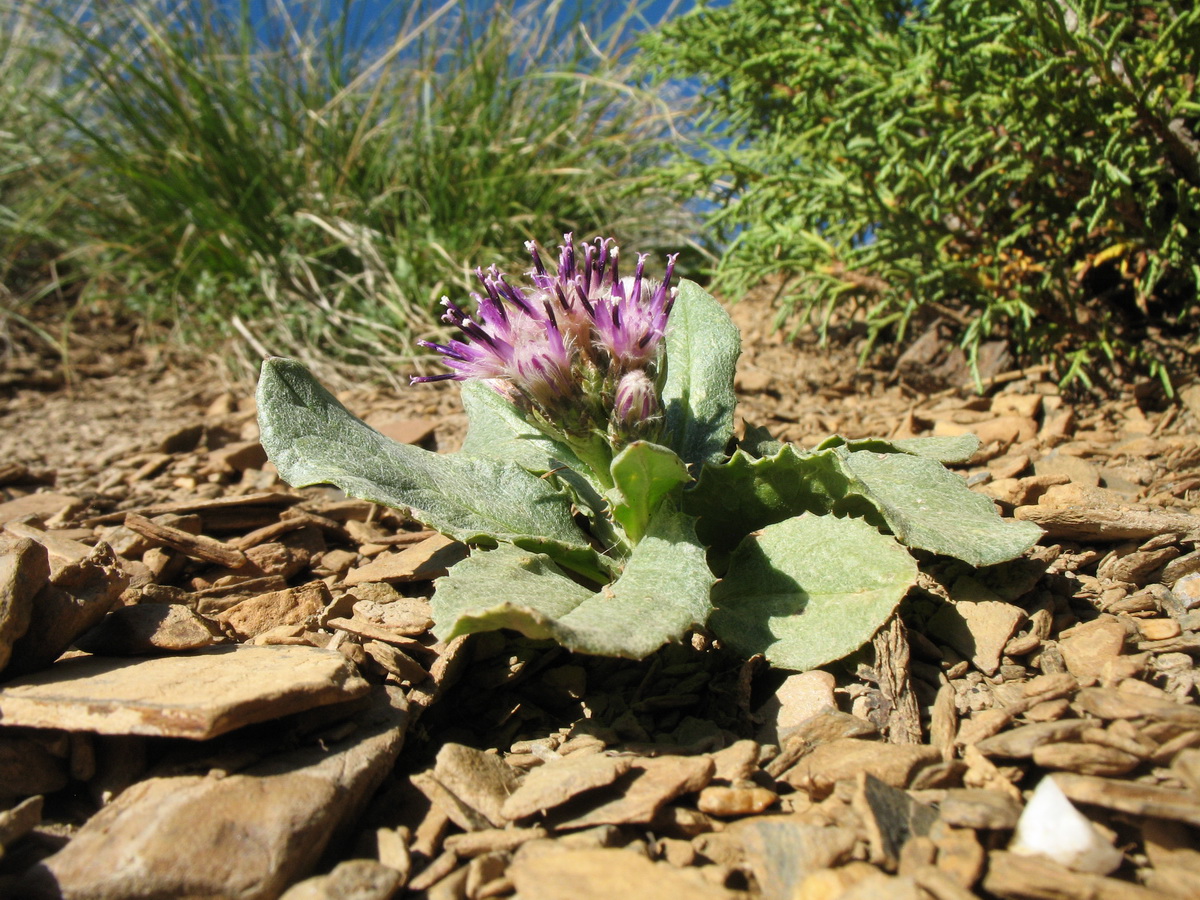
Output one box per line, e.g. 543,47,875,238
611,369,661,441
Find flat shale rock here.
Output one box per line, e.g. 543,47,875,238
74,602,221,654
3,542,128,678
20,687,408,900
343,534,466,586
0,644,369,739
545,756,715,829
214,580,330,639
509,847,736,900
0,535,48,671
502,752,633,820
926,599,1025,676
781,739,940,794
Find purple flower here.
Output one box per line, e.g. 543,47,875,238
610,370,661,442
413,234,678,455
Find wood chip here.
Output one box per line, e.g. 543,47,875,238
124,513,247,568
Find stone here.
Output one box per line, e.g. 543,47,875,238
696,785,778,817
1053,772,1200,827
708,739,761,783
74,603,221,654
974,720,1090,758
214,581,330,640
0,733,68,799
349,586,433,636
343,534,466,586
702,820,857,900
4,541,129,677
366,416,438,446
934,788,1021,830
277,859,402,900
444,826,548,858
0,794,43,848
1058,617,1127,680
502,753,633,820
509,848,737,900
0,645,370,739
1137,617,1182,641
433,743,521,828
20,688,407,900
0,535,48,672
780,739,940,794
1009,776,1122,875
1034,454,1101,487
1032,742,1140,777
1173,572,1200,609
853,774,937,867
926,599,1025,676
0,492,80,526
984,850,1161,900
757,669,836,743
547,755,714,829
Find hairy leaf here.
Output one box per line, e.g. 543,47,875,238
661,279,741,468
257,357,604,575
710,514,917,671
607,441,691,544
432,508,713,658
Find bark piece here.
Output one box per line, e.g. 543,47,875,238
0,645,369,739
1013,504,1200,542
872,615,923,743
124,513,248,568
20,688,406,900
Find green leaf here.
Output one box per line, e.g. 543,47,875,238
257,358,601,572
839,449,1042,567
813,433,982,465
661,279,741,468
432,508,714,659
459,380,614,547
684,445,852,554
710,514,918,671
607,441,691,544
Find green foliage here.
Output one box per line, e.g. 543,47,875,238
1,0,692,382
644,0,1200,387
257,279,1040,669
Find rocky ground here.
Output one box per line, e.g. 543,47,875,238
1,297,1199,900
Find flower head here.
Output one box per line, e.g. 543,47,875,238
413,234,678,467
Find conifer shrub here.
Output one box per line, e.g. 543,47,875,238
645,0,1200,387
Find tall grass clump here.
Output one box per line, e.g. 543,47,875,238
5,0,693,384
645,0,1200,389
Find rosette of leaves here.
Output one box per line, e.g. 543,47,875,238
257,280,1041,671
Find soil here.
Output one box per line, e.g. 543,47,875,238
2,293,1200,899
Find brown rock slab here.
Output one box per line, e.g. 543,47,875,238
0,492,80,526
278,859,402,900
344,534,466,586
713,820,858,900
0,535,48,672
214,581,330,640
696,785,778,817
433,743,521,828
1032,742,1141,777
4,541,129,677
781,739,941,794
709,739,761,782
854,773,938,867
0,644,370,739
0,734,68,799
974,721,1091,758
1058,618,1127,680
74,603,221,654
0,794,43,848
926,599,1025,676
983,850,1162,900
501,753,633,820
20,687,407,900
509,847,736,900
547,755,714,829
1013,501,1200,542
757,669,836,743
349,584,433,636
934,788,1022,830
1053,772,1200,827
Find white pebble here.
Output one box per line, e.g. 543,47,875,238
1009,776,1123,875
